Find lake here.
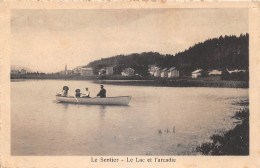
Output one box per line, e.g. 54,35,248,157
11,80,248,155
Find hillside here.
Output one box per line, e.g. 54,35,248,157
85,34,249,76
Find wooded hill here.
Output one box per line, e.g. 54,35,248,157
85,34,249,76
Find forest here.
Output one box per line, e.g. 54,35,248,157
86,34,249,76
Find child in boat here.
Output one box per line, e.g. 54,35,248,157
62,86,69,97
81,88,90,98
75,89,81,98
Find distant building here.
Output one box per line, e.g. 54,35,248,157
11,70,20,74
121,68,135,76
168,67,179,78
59,64,72,75
81,68,93,76
72,66,83,74
20,69,27,74
227,69,247,74
65,64,68,75
191,69,202,78
161,68,168,78
208,70,222,75
106,67,114,75
148,65,162,77
60,70,72,75
154,67,161,77
67,70,73,75
148,65,156,76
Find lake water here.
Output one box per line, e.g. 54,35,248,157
11,80,248,155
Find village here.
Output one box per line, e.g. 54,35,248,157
11,64,248,87
11,64,248,79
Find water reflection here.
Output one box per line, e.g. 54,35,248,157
99,105,106,119
11,80,249,155
57,102,69,111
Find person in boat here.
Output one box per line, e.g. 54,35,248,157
75,89,81,98
62,86,69,97
81,88,90,98
97,85,106,98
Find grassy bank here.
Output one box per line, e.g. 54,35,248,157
11,74,248,88
94,78,248,88
196,104,249,155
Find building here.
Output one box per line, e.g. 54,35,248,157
148,65,157,76
208,70,222,75
121,68,135,76
154,67,161,77
227,69,247,74
160,68,168,78
11,70,20,74
106,67,114,75
20,69,27,74
168,67,179,78
72,66,83,74
191,69,202,78
81,68,93,76
67,70,73,75
65,64,67,75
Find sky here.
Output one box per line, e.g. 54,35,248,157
11,9,248,73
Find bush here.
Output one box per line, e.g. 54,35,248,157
196,108,249,155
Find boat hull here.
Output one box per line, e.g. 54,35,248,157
56,95,131,106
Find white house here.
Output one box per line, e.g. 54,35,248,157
208,70,222,75
154,67,161,77
161,68,168,78
148,65,159,76
121,67,135,76
191,69,202,78
227,69,247,74
106,67,114,75
168,67,179,78
81,68,93,76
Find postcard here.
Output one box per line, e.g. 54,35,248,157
0,1,259,168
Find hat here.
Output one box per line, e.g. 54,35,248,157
63,86,69,90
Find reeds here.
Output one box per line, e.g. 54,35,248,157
196,108,249,155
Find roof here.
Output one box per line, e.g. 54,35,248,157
82,67,93,71
192,69,202,73
169,67,177,71
209,70,222,75
124,67,134,70
227,69,247,73
162,68,168,71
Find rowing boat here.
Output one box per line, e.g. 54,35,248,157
56,95,131,106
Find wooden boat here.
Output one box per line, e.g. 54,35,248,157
56,94,131,106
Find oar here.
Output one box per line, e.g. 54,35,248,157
74,96,80,104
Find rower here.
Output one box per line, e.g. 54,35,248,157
81,88,90,98
97,85,106,98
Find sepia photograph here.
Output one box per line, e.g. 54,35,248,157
10,8,250,156
1,2,260,168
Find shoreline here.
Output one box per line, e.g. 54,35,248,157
10,75,248,88
196,100,249,155
93,79,248,88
